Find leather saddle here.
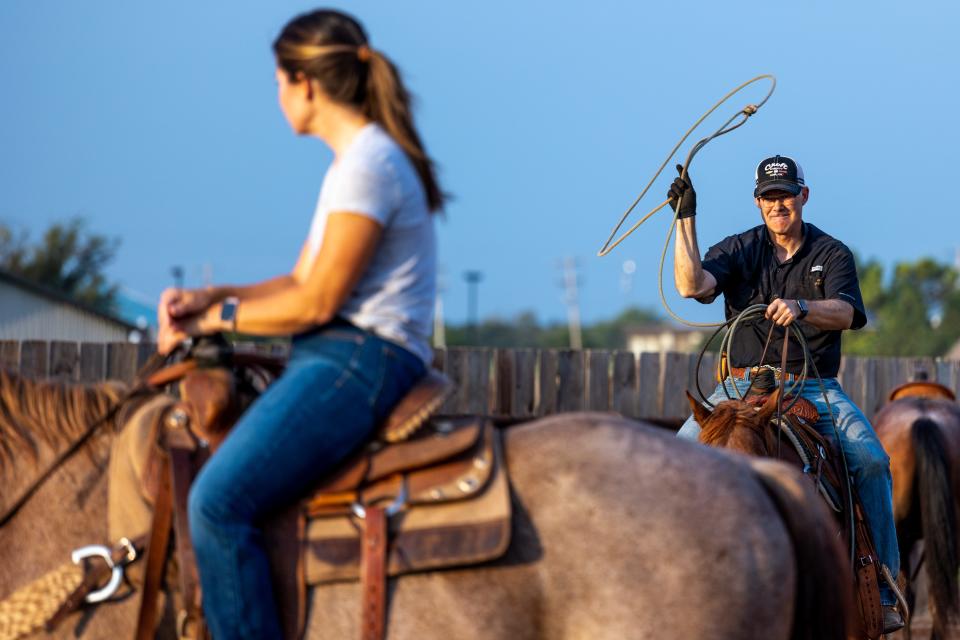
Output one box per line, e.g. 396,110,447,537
745,389,885,639
135,353,512,640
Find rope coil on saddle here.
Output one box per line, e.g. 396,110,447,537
597,74,776,328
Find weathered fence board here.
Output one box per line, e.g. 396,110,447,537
586,350,610,412
80,343,106,383
611,351,637,417
494,349,514,418
662,352,694,419
0,341,20,370
20,341,48,378
3,340,959,420
537,350,558,416
49,341,79,380
555,350,584,412
637,352,662,417
512,349,537,418
106,343,139,383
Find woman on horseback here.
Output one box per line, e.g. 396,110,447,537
156,9,442,637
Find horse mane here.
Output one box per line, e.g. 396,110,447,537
698,399,771,455
0,367,129,472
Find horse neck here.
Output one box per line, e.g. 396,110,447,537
0,368,130,474
700,404,772,456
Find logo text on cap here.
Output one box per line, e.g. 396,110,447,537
764,162,789,178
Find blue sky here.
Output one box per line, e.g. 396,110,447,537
1,1,957,326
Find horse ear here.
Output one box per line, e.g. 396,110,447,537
757,388,783,422
686,391,712,425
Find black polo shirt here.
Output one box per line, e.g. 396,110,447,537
697,222,867,378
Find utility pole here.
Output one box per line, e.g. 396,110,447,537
463,270,483,344
561,257,583,350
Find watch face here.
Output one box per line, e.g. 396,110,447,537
221,299,238,322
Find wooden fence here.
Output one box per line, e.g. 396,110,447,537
1,340,958,421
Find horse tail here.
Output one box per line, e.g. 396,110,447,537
912,416,959,638
748,459,853,640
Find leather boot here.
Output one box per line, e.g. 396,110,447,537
882,605,905,634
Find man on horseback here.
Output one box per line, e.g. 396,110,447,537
670,155,904,633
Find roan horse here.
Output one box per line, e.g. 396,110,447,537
873,379,960,640
0,362,853,640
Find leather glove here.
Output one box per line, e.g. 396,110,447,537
667,164,696,219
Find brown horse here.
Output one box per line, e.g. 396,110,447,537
0,367,853,640
687,388,885,639
873,383,960,640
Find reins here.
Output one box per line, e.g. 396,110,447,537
696,304,858,567
596,74,777,329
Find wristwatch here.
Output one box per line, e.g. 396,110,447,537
220,296,240,332
796,299,809,321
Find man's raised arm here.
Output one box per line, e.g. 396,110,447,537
668,165,717,299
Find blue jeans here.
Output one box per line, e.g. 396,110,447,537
187,321,426,639
679,375,900,605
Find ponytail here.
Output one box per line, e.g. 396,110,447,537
274,10,446,212
362,50,445,211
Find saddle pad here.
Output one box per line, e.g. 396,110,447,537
303,430,511,585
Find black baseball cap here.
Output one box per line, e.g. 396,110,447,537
754,155,805,197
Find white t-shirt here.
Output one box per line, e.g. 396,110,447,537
305,123,436,364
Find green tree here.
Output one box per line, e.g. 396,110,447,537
845,255,960,357
443,306,662,349
0,218,121,313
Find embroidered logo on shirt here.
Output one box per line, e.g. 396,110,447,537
810,265,823,272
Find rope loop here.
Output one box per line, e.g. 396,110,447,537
597,75,776,328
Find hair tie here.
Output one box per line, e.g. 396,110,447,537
357,45,372,62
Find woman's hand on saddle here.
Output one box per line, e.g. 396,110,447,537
164,286,217,319
157,296,190,355
157,287,214,355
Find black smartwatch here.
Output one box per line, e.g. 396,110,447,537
796,299,809,321
220,296,239,332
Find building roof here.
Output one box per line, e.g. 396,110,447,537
0,268,137,331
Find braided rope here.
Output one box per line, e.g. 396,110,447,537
0,563,84,640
